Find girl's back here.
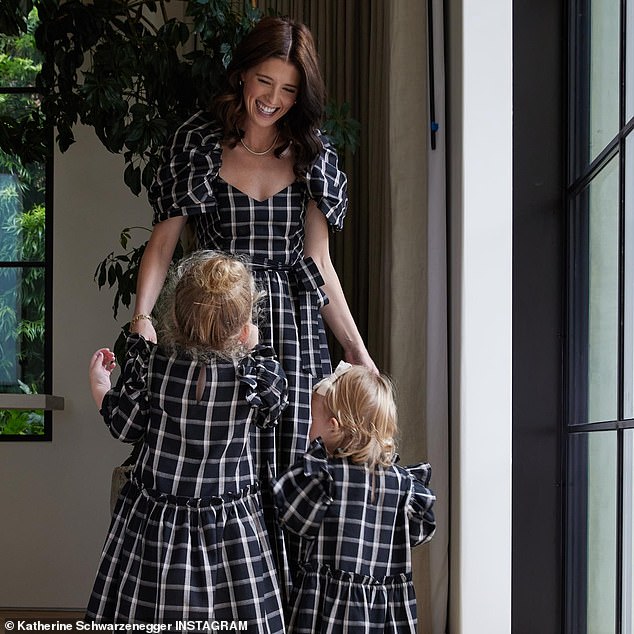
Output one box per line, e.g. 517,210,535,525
120,339,282,498
303,456,433,579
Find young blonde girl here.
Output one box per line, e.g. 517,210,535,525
272,362,436,634
87,251,286,630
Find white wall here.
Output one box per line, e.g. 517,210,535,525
0,126,150,608
448,1,513,632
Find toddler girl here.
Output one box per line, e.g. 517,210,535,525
87,250,286,631
272,362,436,633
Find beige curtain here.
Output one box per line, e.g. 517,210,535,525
256,2,448,632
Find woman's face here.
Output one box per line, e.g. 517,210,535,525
241,57,300,129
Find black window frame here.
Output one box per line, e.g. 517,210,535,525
0,85,54,442
564,0,634,632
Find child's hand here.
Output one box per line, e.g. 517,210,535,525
89,348,116,409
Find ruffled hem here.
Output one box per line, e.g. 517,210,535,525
287,562,418,634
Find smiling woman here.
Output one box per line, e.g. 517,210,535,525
127,14,376,603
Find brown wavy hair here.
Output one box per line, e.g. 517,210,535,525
158,251,259,359
321,366,398,470
213,16,326,180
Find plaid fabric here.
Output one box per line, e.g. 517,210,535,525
147,111,349,595
272,439,436,634
86,336,287,631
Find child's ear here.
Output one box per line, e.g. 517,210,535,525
238,323,250,343
329,416,340,430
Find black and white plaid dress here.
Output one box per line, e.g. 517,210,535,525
148,111,348,590
86,335,287,631
272,439,436,634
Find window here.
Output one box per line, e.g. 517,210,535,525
0,10,52,440
566,0,634,630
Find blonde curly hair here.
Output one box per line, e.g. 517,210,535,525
319,366,398,469
157,250,260,359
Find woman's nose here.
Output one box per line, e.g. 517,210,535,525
266,85,281,104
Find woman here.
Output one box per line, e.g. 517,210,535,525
130,15,375,592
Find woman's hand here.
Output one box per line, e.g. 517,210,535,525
89,348,116,409
343,345,379,375
130,316,157,343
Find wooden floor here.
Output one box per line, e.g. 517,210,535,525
1,610,85,633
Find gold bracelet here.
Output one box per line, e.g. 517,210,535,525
130,313,153,326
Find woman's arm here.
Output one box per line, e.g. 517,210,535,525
130,216,187,342
303,202,378,373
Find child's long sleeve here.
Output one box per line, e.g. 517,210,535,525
101,334,152,443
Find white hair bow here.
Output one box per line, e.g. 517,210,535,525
313,360,353,396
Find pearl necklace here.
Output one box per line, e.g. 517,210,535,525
239,131,280,156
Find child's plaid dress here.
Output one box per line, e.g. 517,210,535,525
86,335,287,632
148,110,349,591
272,439,436,634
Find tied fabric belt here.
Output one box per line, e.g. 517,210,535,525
248,254,328,377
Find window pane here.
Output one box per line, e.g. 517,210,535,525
0,409,44,436
0,160,45,263
0,266,45,393
571,156,620,423
625,134,634,418
588,0,620,161
0,9,42,88
568,431,618,634
625,0,634,122
624,430,634,633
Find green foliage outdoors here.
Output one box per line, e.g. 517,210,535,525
0,6,45,434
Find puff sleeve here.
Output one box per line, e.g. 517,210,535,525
404,462,437,547
148,111,223,224
271,438,335,539
306,133,349,231
101,334,154,443
237,345,288,429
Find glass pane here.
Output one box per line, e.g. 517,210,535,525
0,153,45,263
0,409,44,436
568,431,618,634
588,0,620,161
0,8,42,88
626,135,634,418
625,0,634,122
571,156,620,423
0,266,45,393
624,430,634,633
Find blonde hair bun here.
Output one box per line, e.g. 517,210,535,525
158,250,258,358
